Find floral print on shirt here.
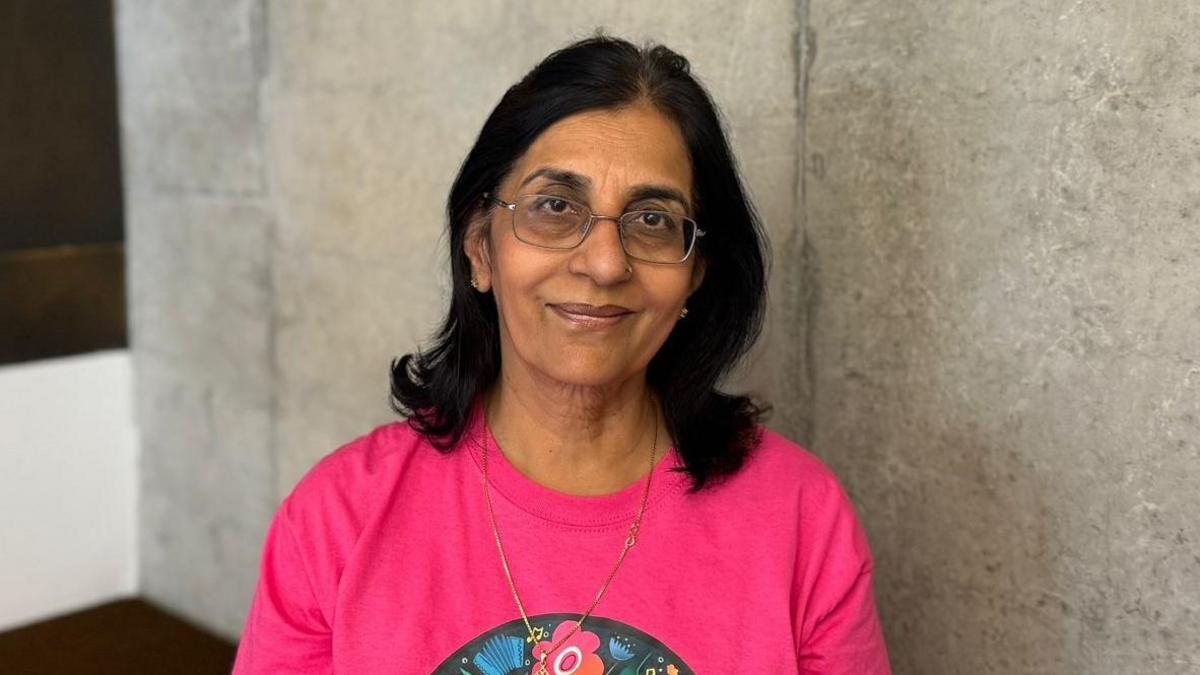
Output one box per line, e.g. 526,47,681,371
433,613,693,675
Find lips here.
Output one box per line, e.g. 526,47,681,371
548,302,634,327
551,303,632,317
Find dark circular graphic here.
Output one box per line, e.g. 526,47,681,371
432,613,694,675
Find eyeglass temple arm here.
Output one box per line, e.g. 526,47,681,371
481,193,515,210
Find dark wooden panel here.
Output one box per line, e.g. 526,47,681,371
0,0,123,250
0,243,126,364
0,598,236,675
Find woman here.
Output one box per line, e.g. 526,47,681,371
234,36,890,674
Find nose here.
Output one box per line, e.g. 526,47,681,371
568,214,632,284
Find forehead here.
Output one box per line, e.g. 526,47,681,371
507,105,693,202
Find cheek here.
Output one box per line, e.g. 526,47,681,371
489,245,552,324
647,271,694,311
638,278,693,336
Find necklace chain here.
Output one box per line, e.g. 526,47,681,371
481,412,659,675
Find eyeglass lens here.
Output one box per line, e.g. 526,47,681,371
512,195,696,263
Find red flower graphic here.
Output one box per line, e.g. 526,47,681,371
529,621,604,675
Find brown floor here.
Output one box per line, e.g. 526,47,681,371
0,599,236,675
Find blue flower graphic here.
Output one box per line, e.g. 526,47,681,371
473,634,526,675
608,636,635,661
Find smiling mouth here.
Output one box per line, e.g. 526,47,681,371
548,303,633,327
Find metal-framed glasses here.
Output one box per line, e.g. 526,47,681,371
485,193,705,264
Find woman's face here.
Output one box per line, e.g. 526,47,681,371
468,104,704,390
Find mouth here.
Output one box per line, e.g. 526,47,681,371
547,303,634,328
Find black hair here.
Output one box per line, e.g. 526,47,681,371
390,35,768,492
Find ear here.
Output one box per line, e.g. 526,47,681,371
464,209,494,293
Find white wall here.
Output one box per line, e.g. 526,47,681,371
0,350,138,631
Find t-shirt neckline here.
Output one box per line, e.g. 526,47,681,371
461,402,689,530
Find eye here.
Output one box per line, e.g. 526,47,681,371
632,211,677,230
534,196,574,214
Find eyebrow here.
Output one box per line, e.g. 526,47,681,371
518,166,692,212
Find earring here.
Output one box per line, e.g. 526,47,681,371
470,278,479,290
679,307,689,319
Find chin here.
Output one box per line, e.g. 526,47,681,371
540,353,636,389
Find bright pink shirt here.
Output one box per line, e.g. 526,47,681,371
233,408,890,673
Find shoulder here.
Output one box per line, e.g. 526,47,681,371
710,426,874,564
296,420,424,488
280,419,428,536
738,426,855,508
744,431,886,660
246,420,432,626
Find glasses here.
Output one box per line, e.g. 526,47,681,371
485,193,705,264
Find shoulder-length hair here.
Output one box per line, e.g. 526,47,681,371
391,35,768,492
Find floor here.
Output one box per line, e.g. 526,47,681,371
0,599,237,674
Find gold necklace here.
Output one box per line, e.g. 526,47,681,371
481,414,658,675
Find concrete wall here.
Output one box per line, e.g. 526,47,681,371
118,0,801,639
116,0,276,637
803,1,1200,673
0,351,138,631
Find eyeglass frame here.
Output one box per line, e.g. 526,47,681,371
483,193,706,264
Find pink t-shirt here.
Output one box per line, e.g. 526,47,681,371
233,407,890,674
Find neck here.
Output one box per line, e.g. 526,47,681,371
484,368,662,497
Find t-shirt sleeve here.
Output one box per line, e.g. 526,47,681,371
232,498,333,674
795,473,892,674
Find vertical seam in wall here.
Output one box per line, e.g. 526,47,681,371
253,0,280,505
795,0,818,447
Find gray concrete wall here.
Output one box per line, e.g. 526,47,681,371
118,0,801,639
116,0,276,636
803,1,1200,673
